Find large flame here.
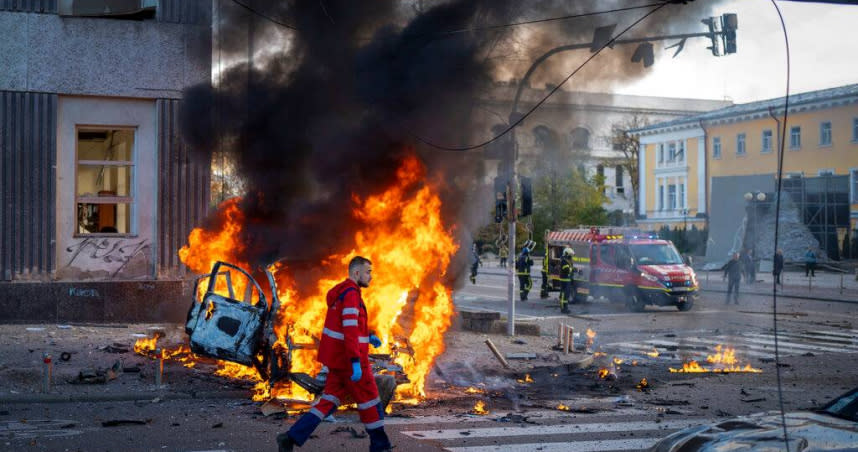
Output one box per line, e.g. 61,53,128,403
669,345,762,373
167,154,458,402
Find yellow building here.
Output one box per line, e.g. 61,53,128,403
632,84,858,263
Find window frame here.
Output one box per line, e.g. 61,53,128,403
74,126,137,237
667,184,677,211
761,129,773,154
736,133,746,156
790,126,801,150
852,118,858,143
818,168,835,176
820,121,832,147
712,136,721,159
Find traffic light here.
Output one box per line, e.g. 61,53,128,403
721,13,737,54
520,176,532,217
630,42,654,68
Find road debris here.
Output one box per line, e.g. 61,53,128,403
484,339,510,369
331,426,367,438
101,419,149,427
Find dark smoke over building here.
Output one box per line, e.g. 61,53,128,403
178,0,720,268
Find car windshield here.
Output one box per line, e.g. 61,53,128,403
630,244,683,265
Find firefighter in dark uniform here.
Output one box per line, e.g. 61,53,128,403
540,241,550,299
559,247,575,314
516,243,534,301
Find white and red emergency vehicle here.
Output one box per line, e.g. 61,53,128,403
544,227,698,311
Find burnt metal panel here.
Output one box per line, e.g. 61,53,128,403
156,98,210,275
0,0,57,13
0,91,56,281
157,0,210,24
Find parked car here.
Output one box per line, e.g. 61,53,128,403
649,387,858,451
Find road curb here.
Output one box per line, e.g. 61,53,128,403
0,389,252,404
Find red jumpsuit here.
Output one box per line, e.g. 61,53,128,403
286,279,390,451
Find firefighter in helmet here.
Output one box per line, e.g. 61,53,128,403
516,240,535,301
540,239,550,299
559,247,575,314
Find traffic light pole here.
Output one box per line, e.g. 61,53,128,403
507,177,516,336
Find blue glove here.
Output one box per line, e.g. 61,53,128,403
369,334,382,348
350,361,362,382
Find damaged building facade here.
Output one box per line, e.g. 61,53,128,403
633,83,858,266
0,1,212,322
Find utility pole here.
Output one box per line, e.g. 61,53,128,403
502,14,738,336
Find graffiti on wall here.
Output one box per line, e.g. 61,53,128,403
65,237,151,279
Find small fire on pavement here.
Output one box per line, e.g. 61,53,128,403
597,367,616,380
586,328,597,352
636,377,649,391
556,404,572,411
471,400,489,415
669,345,762,373
646,348,660,358
516,373,534,384
464,387,486,394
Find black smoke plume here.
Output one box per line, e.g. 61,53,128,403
179,0,721,274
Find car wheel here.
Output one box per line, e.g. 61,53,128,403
677,299,694,311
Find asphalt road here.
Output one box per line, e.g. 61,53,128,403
3,269,857,452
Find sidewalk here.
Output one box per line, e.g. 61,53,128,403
0,323,253,404
696,270,858,303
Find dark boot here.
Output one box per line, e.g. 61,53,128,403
560,305,570,314
276,433,295,452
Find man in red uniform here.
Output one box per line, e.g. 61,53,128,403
277,256,392,452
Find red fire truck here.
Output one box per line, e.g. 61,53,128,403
544,227,698,311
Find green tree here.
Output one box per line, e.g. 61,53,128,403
530,167,607,251
607,115,649,215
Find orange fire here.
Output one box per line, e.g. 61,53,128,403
613,357,624,365
636,377,649,391
597,368,610,379
646,348,660,358
465,387,486,394
162,154,457,402
556,404,571,411
585,328,597,352
471,400,489,415
669,345,762,373
516,373,534,384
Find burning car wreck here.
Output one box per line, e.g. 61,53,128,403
184,260,408,410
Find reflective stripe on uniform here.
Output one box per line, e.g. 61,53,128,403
343,319,358,327
364,419,384,429
323,327,344,340
309,407,326,419
357,397,380,410
342,308,359,316
358,336,369,343
321,393,340,406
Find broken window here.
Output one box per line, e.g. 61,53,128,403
76,128,134,235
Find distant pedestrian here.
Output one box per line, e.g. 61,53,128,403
469,243,481,284
773,249,784,285
498,245,508,268
805,246,817,277
723,252,741,304
740,248,755,283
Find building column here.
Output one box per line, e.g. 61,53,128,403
697,135,706,214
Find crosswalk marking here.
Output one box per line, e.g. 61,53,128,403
401,419,703,440
604,329,858,361
444,438,662,452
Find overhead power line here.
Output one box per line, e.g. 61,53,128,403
409,2,671,151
